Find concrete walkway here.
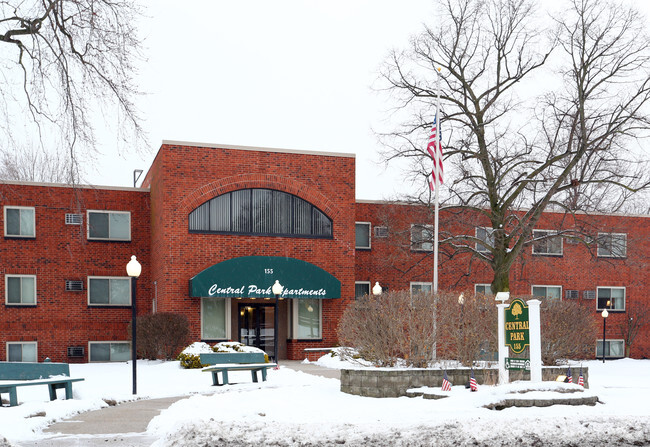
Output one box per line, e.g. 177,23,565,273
15,361,339,447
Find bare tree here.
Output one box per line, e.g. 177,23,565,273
0,145,77,183
378,0,650,293
616,300,650,358
0,0,145,182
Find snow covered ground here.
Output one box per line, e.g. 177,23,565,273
1,356,649,446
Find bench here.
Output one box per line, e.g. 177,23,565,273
0,361,84,407
200,352,276,386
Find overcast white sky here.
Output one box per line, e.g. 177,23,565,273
91,0,433,200
90,0,649,201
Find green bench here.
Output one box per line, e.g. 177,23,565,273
0,361,84,407
200,352,276,386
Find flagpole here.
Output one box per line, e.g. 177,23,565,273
432,67,442,362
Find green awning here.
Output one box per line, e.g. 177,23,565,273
189,256,341,299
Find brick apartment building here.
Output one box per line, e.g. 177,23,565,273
1,142,648,363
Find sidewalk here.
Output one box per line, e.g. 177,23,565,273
15,361,339,447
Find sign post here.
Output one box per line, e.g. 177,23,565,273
495,292,510,385
527,299,542,382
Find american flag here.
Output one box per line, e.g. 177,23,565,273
578,368,584,387
469,369,478,392
566,367,573,384
441,371,452,391
427,115,443,190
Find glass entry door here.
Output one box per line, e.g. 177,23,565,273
238,303,275,360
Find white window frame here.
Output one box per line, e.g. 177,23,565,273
88,341,132,362
6,341,38,362
597,232,627,258
596,339,625,359
410,282,433,295
411,224,433,252
4,206,35,238
355,222,371,249
475,284,493,296
291,299,322,340
200,297,232,340
5,274,37,305
531,285,563,300
476,227,494,253
87,276,132,306
596,286,625,311
87,210,132,241
355,281,371,300
532,229,563,256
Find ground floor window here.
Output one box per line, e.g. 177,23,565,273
89,341,131,362
475,284,493,296
596,339,624,359
355,282,370,299
410,282,432,296
201,297,231,339
292,299,321,339
7,342,37,362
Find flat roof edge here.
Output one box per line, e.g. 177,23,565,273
0,179,149,192
161,140,356,158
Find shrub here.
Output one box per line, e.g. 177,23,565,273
131,312,190,360
177,352,205,369
539,298,597,364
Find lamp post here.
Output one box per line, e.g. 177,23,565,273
372,282,382,296
601,308,608,363
126,255,141,395
272,280,283,365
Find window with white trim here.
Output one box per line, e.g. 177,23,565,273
532,230,563,256
292,299,322,339
475,284,493,296
532,285,562,300
411,224,433,251
355,281,371,299
355,222,371,249
88,277,131,305
88,341,131,362
201,297,231,339
597,233,627,258
476,227,495,253
7,342,37,362
4,206,35,238
596,339,624,359
411,282,432,296
597,287,625,311
87,210,131,241
5,275,36,305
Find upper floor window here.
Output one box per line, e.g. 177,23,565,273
7,342,37,362
87,211,131,241
476,227,495,253
355,222,371,249
597,233,626,258
5,275,36,305
188,189,332,238
597,287,625,311
411,224,433,251
4,206,35,238
532,230,563,256
88,277,131,306
532,285,562,300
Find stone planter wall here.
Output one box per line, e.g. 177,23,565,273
340,366,589,398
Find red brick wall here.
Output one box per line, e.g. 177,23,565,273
141,143,356,359
0,182,151,362
355,201,650,358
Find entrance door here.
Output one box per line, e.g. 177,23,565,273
238,303,275,360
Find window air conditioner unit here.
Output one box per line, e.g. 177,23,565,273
374,226,388,238
583,290,596,300
65,213,83,225
65,280,84,291
67,346,85,358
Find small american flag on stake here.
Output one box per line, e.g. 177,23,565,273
566,367,573,384
441,371,452,392
469,369,478,392
427,114,443,191
578,367,584,387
